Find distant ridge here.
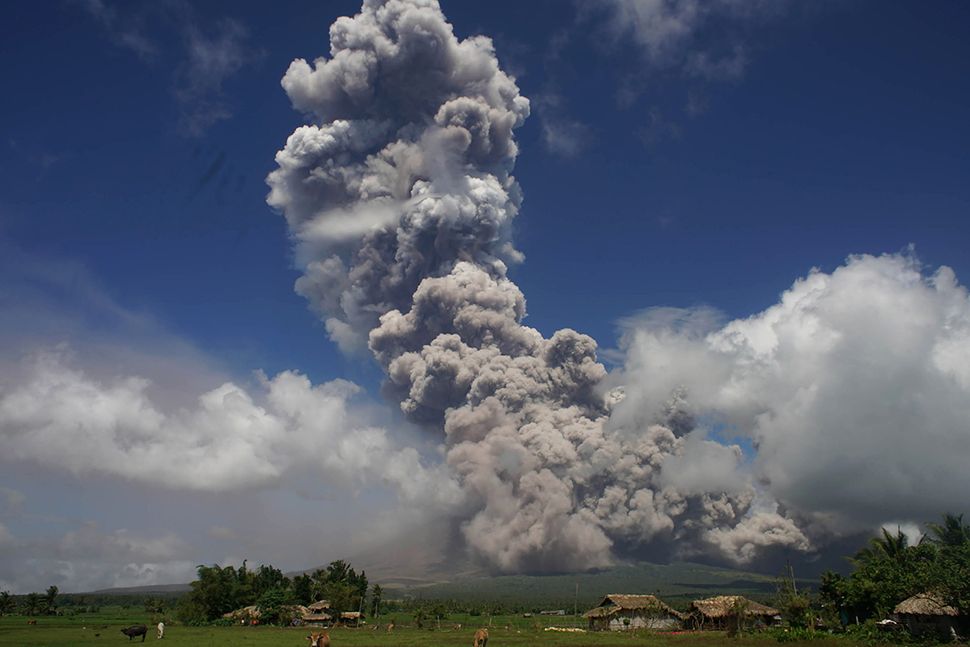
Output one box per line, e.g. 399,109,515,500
85,582,191,595
84,560,808,604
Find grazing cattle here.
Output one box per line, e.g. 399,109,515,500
306,631,330,647
121,624,148,642
473,627,489,647
156,621,164,639
386,621,395,633
27,619,37,625
453,623,463,631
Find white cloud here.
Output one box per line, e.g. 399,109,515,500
592,0,784,79
0,347,459,505
175,17,253,135
616,252,970,538
78,1,254,135
533,91,594,158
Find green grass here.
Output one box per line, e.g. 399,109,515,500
0,609,886,647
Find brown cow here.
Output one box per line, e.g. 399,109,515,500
306,631,330,647
473,627,488,647
27,619,37,625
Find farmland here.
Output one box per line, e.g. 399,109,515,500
0,609,885,647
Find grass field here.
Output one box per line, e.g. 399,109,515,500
0,609,887,647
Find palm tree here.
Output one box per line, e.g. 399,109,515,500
22,592,40,616
42,586,58,615
926,513,970,547
853,527,910,565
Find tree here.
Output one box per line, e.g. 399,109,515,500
292,574,314,606
0,591,13,615
42,586,58,615
22,593,41,616
926,513,970,547
370,584,383,619
256,587,294,626
177,564,254,623
252,564,289,600
774,574,811,629
144,597,165,614
818,571,849,626
852,527,911,565
726,597,750,638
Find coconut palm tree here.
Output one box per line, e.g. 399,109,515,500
852,527,910,565
926,513,970,547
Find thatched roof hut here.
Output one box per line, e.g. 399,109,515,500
688,596,779,629
307,600,331,612
339,611,363,627
894,593,958,617
894,593,962,639
584,594,684,631
222,605,262,622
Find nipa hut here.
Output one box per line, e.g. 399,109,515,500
339,611,363,627
302,600,333,625
688,596,779,630
222,605,261,623
584,594,684,631
894,593,963,639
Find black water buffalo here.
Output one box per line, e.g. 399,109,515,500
120,624,148,641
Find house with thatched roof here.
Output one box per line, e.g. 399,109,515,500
300,600,332,625
584,594,684,631
339,611,363,627
222,605,261,622
688,596,780,630
894,593,964,639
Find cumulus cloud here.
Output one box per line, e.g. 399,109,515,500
615,252,970,540
0,346,459,508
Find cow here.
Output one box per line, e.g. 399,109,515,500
121,624,148,642
306,631,330,647
156,621,165,639
27,619,37,625
473,627,489,647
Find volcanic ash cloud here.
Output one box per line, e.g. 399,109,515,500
266,0,807,572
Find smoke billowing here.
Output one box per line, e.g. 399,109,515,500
267,0,815,572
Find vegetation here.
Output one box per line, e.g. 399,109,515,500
818,513,970,623
0,606,883,647
4,513,969,644
175,559,371,624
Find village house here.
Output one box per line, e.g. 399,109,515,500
584,594,684,631
339,611,363,627
894,593,964,640
688,595,780,630
302,600,332,625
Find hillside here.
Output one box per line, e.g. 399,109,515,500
380,561,797,608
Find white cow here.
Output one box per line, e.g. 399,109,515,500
156,622,164,639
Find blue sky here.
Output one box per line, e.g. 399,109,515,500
1,0,969,591
3,1,967,386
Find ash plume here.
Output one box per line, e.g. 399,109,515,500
267,0,800,572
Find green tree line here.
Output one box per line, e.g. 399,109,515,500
176,559,374,625
818,512,970,623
